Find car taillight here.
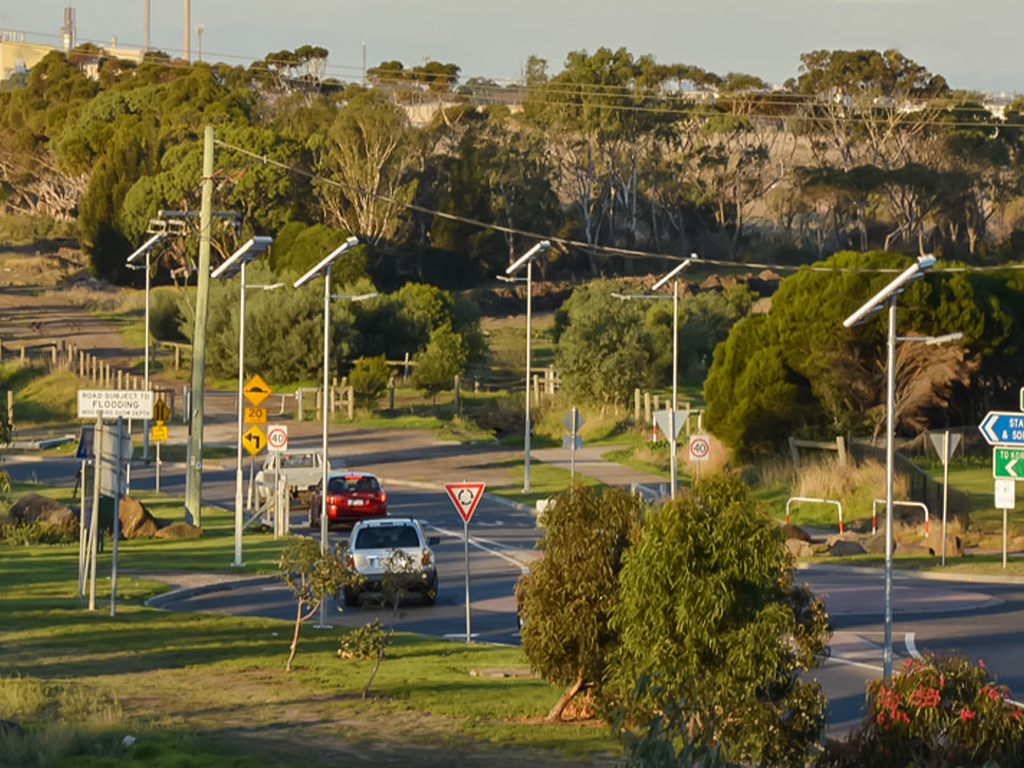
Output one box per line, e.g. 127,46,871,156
378,492,386,503
421,549,430,566
347,555,355,568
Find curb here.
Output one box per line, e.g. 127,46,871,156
144,575,279,609
799,562,1024,586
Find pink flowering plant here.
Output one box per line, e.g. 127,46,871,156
820,654,1024,768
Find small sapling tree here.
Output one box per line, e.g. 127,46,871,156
339,549,420,698
277,537,360,672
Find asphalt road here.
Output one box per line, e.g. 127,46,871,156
8,448,1024,738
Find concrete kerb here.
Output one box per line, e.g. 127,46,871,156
144,575,279,609
799,561,1024,587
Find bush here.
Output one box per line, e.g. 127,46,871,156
348,355,391,410
820,655,1024,768
148,288,188,342
1,518,79,546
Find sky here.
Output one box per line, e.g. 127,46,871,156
6,1,1024,93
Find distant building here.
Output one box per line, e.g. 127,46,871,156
0,32,53,81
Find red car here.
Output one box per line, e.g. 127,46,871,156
308,472,387,528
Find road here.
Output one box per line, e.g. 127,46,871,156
7,446,1024,737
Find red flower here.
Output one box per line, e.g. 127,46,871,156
979,659,986,669
960,708,976,720
909,686,941,707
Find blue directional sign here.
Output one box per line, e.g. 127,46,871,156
979,411,1024,446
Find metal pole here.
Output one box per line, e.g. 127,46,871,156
77,457,88,597
232,261,247,568
143,251,151,461
110,416,123,617
941,431,950,566
883,296,897,681
570,406,577,481
1004,508,1009,569
88,415,102,611
155,441,161,493
185,125,215,527
523,258,532,494
464,517,471,644
669,279,679,500
316,265,333,629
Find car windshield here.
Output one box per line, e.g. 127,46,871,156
327,476,379,494
354,525,420,550
281,454,314,468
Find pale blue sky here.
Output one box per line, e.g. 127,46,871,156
6,1,1024,92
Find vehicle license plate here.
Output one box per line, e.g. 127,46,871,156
351,499,365,506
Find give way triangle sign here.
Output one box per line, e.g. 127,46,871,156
445,482,487,524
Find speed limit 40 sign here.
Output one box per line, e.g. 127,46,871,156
689,435,710,462
266,424,289,451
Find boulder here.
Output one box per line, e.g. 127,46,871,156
829,539,866,557
9,493,77,531
785,538,814,558
925,529,963,558
861,532,888,555
154,521,204,539
119,496,159,539
780,523,812,543
896,541,931,556
826,531,862,548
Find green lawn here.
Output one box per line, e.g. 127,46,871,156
0,486,619,768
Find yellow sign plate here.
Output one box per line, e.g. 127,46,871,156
150,425,169,442
243,374,272,407
153,398,171,424
242,424,266,456
245,406,267,424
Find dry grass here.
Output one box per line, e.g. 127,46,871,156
55,284,143,314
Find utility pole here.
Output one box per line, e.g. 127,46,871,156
185,125,214,526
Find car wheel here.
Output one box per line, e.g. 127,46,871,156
343,589,359,608
422,575,438,606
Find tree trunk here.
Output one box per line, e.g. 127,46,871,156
545,671,584,723
286,599,305,672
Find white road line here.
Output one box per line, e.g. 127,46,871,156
427,524,530,573
905,632,921,659
828,657,884,673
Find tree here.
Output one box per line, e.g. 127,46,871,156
516,484,645,722
554,281,654,413
609,475,831,767
277,537,359,672
349,355,391,410
410,324,467,404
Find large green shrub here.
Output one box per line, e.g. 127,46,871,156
820,654,1024,768
348,355,391,409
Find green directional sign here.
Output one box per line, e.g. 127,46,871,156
993,446,1024,479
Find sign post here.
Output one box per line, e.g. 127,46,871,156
562,408,584,481
982,405,1024,570
995,479,1015,568
929,431,961,565
444,482,486,644
152,398,170,493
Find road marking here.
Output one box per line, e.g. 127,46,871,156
828,657,883,673
443,633,479,640
905,632,921,659
427,524,531,573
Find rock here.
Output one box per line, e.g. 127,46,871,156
785,538,814,558
9,493,77,531
118,496,159,539
826,531,862,548
780,523,812,542
829,539,866,557
896,541,931,556
861,532,888,555
925,529,962,558
154,522,204,539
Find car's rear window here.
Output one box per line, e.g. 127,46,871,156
328,476,379,494
354,525,420,550
281,454,315,468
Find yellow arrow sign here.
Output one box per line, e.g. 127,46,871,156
245,406,267,424
242,424,267,456
150,425,168,442
243,374,272,407
153,398,171,424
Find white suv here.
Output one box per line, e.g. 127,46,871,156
343,517,440,607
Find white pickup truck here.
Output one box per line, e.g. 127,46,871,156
253,450,336,504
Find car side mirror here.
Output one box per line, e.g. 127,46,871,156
428,536,440,546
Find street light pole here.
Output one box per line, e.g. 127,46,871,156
651,254,698,500
211,236,274,569
504,240,551,494
843,254,936,681
126,232,167,462
294,237,364,629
